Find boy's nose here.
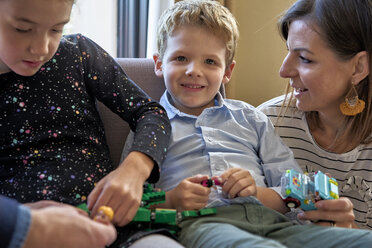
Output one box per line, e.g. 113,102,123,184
186,62,202,77
30,35,49,57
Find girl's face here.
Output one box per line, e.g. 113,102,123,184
279,20,355,117
0,0,73,76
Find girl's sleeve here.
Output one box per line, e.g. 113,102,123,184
74,34,171,182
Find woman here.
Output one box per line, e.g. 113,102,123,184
258,0,372,229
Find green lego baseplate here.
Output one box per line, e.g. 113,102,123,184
77,183,217,234
140,183,166,208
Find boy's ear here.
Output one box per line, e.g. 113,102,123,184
153,53,163,78
222,60,236,84
352,51,369,85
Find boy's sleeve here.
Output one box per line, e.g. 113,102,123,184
73,34,171,182
256,112,302,191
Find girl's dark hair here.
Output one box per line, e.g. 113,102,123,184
279,0,372,149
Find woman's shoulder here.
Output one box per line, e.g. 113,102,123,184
258,95,286,117
258,95,302,118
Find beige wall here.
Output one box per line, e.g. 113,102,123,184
227,0,296,106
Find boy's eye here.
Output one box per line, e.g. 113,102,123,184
205,59,215,65
299,56,312,64
176,56,186,62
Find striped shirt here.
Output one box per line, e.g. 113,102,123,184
258,95,372,229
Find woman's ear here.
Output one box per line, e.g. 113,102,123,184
352,51,369,85
222,60,236,84
153,53,163,78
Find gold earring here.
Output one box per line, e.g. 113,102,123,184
339,85,365,116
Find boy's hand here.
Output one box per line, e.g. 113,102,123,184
215,168,257,198
167,174,211,211
298,197,356,228
88,152,153,227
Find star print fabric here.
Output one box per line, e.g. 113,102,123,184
0,34,170,205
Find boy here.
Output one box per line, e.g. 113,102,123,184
123,0,372,247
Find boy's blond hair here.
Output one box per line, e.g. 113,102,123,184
157,0,239,66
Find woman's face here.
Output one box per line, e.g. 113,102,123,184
279,20,355,117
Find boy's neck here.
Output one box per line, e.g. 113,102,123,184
167,91,220,117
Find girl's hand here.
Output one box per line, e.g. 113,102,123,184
298,197,356,228
215,168,257,198
88,151,153,227
167,174,211,211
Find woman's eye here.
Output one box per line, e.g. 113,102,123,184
176,56,186,62
52,29,63,33
205,59,215,65
299,56,312,63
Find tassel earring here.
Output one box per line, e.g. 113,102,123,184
339,85,365,116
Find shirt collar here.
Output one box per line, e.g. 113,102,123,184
160,90,225,120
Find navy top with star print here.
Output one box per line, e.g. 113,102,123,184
0,34,170,205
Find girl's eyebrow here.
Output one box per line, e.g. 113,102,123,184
14,17,70,26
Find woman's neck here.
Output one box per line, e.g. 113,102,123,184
309,111,354,153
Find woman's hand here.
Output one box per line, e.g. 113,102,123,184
298,197,356,228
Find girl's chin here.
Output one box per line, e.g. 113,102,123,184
14,67,41,77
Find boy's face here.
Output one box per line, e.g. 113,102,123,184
154,25,235,116
0,0,72,76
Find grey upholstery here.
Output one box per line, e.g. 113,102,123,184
97,58,226,167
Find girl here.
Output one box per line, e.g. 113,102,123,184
0,0,180,247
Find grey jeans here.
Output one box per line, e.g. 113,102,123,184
179,203,372,248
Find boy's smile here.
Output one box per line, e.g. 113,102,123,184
154,25,234,116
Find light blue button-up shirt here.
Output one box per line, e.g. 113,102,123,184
156,91,301,207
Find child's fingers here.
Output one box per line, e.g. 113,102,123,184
226,180,250,198
222,169,248,194
218,168,238,183
236,184,256,197
87,180,104,210
90,188,113,218
224,170,255,198
188,174,210,184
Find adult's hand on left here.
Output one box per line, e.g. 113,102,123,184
24,200,63,209
298,197,356,228
24,204,117,248
88,151,153,226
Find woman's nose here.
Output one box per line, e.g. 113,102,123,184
279,53,296,79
